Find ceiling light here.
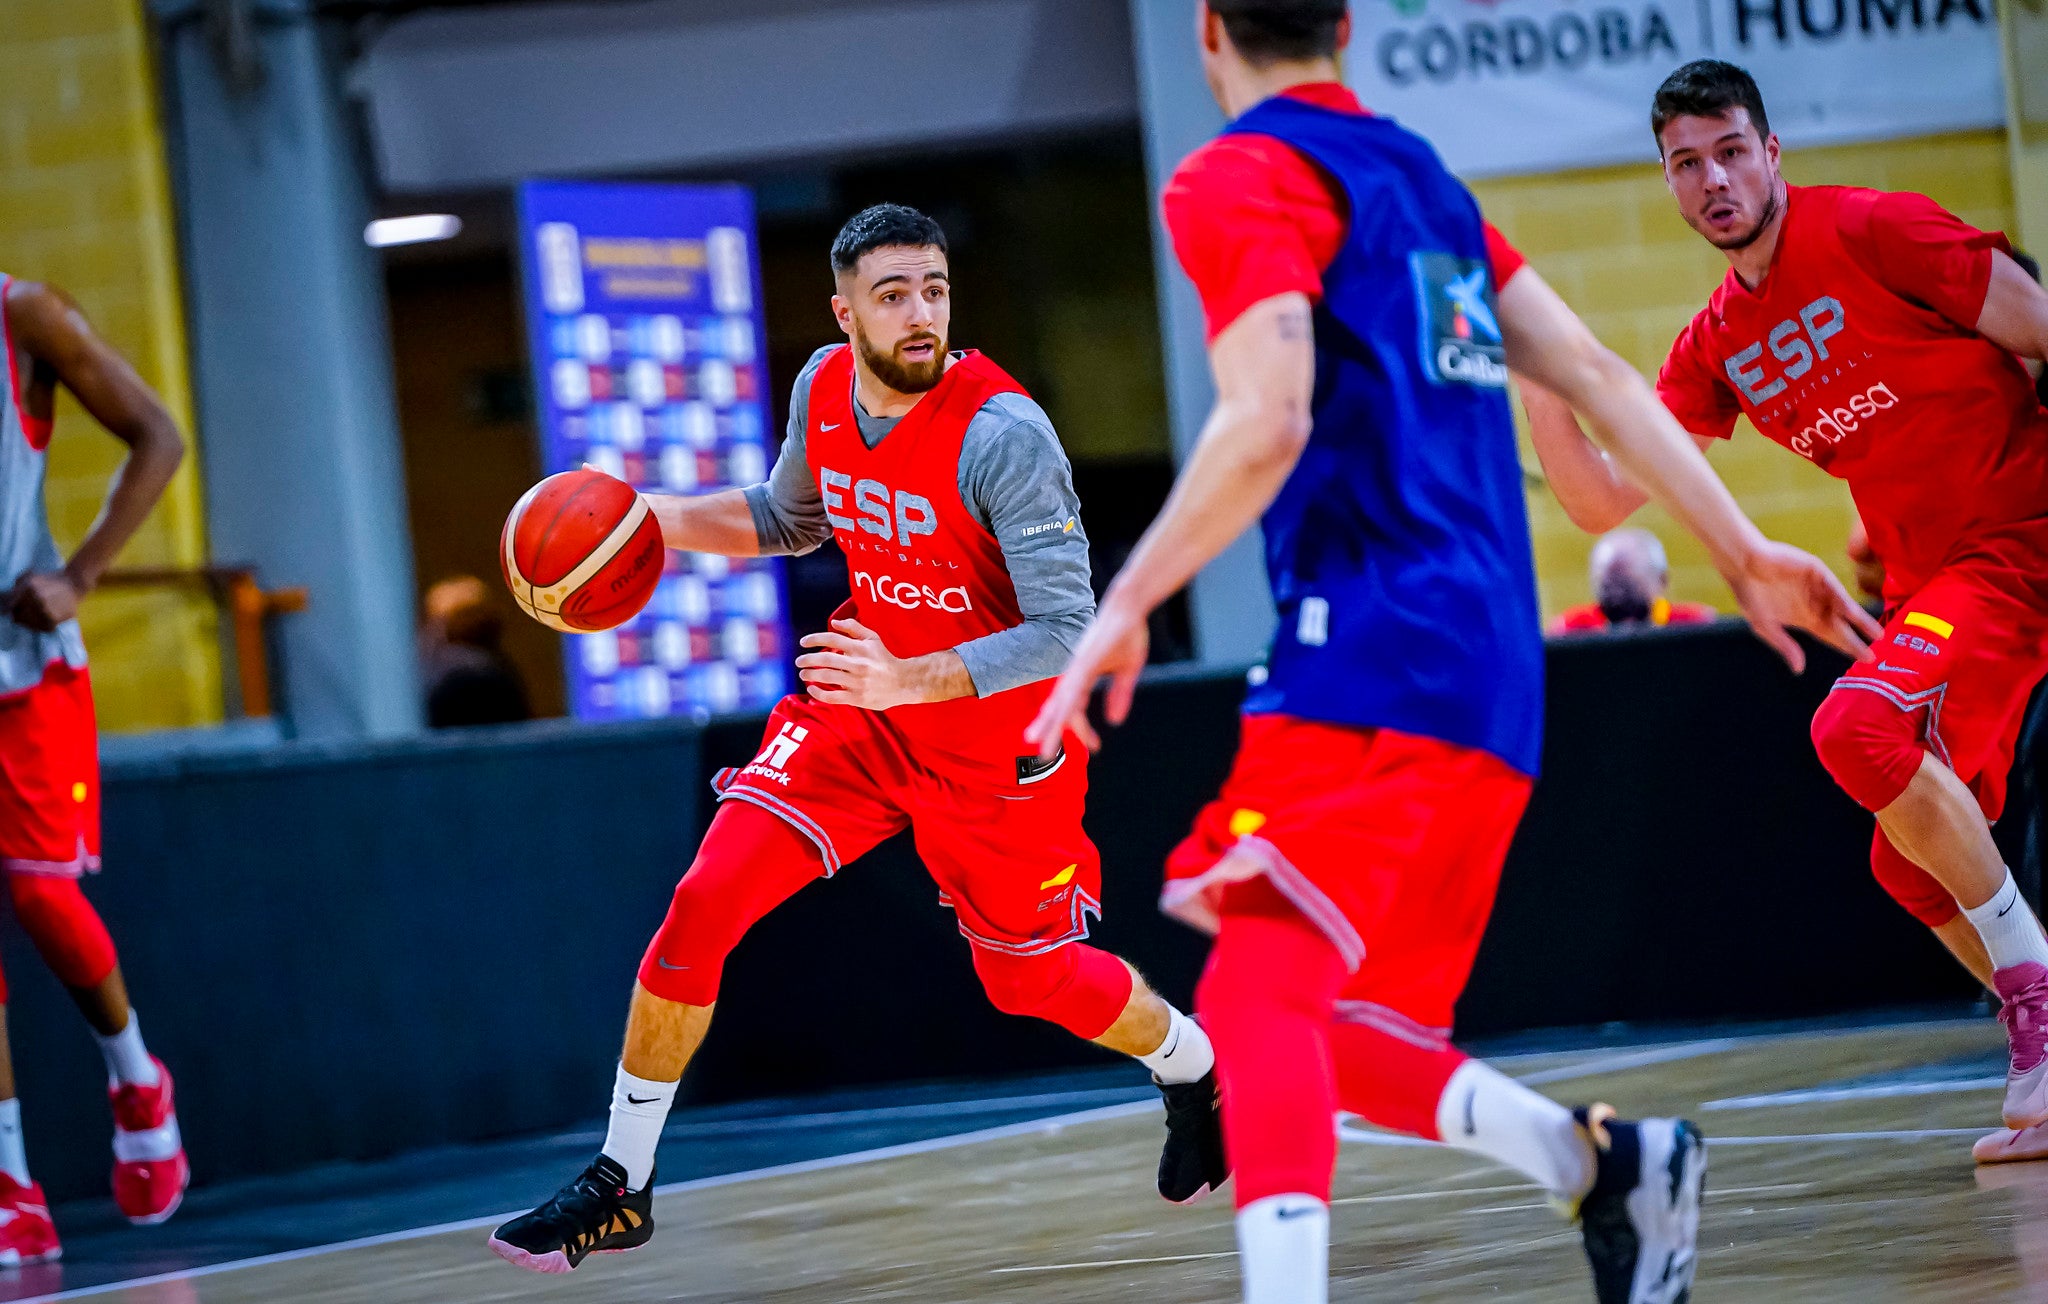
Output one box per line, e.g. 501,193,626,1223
365,214,463,248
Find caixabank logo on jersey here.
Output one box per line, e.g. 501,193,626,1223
1411,252,1507,389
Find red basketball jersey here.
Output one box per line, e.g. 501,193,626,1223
1657,185,2048,599
805,345,1053,777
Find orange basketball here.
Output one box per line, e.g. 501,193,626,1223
501,468,665,633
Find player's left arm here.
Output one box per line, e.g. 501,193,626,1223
1976,250,2048,366
3,280,184,633
1845,193,2048,364
950,404,1094,690
1027,291,1314,754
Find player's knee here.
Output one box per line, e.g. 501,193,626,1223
662,870,753,953
974,945,1076,1018
972,944,1130,1039
1871,846,1961,928
1810,687,1924,812
636,873,747,1005
6,873,115,989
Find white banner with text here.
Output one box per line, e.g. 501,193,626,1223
1347,0,2004,178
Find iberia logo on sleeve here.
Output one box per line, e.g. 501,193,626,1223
1021,516,1077,540
1410,252,1507,389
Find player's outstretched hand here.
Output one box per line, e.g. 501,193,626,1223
1026,599,1150,759
1726,540,1881,675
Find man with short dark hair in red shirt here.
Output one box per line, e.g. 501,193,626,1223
1528,59,2048,1163
1552,528,1717,633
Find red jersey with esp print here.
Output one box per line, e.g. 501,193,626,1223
1656,185,2048,600
805,345,1052,778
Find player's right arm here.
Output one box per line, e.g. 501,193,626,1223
1517,377,1725,532
646,348,834,558
1498,266,1878,670
1518,379,1648,532
4,280,185,633
645,489,760,556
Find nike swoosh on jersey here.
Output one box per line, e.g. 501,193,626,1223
820,422,842,431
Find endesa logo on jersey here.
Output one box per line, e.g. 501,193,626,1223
1788,380,1900,460
852,571,973,613
1411,252,1507,389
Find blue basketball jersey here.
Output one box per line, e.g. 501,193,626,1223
1225,96,1544,776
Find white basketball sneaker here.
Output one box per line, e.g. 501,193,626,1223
1570,1105,1705,1304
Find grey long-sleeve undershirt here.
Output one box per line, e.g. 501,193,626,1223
743,345,1095,697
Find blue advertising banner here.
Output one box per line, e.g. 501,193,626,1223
516,180,791,721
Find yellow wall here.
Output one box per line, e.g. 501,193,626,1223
2004,0,2048,257
0,0,220,730
1473,132,2016,620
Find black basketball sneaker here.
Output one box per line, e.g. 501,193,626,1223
1156,1068,1229,1203
489,1154,654,1274
1571,1105,1706,1304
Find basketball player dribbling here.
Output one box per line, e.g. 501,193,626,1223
0,275,192,1260
1524,60,2048,1164
1033,5,1879,1302
490,205,1226,1274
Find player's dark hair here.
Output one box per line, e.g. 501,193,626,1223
1207,0,1347,66
1650,60,1772,156
830,204,947,277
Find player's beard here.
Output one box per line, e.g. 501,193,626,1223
1701,181,1783,253
855,322,947,394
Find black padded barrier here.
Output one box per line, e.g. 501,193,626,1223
6,621,1971,1202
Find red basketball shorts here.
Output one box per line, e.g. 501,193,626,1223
1811,519,2048,927
0,662,101,878
1165,714,1532,1035
711,694,1102,956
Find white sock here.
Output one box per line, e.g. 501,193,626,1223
0,1100,26,1187
600,1064,676,1191
1963,871,2048,973
1137,1007,1216,1085
95,1010,160,1089
1235,1194,1328,1304
1434,1060,1595,1200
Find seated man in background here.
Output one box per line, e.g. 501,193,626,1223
1552,527,1717,632
418,575,531,729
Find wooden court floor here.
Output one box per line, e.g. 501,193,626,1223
28,1019,2048,1303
